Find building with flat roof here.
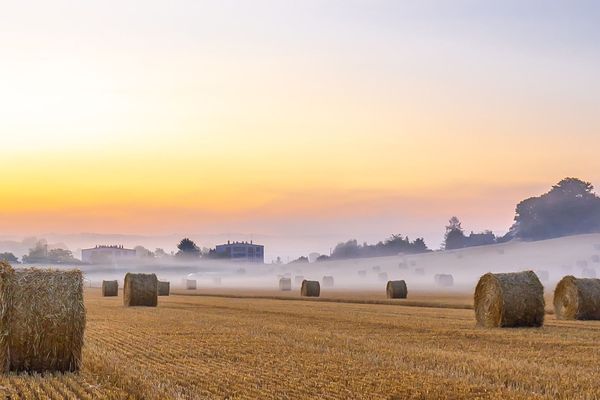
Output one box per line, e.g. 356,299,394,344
81,245,136,264
214,241,264,263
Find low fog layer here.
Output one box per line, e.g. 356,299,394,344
16,233,600,295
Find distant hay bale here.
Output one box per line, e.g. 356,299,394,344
300,280,320,297
582,268,597,278
102,280,118,296
294,276,305,286
577,260,589,268
213,277,222,286
279,277,291,291
398,262,408,270
185,279,197,290
474,271,544,328
554,276,600,320
414,268,425,276
372,266,381,272
435,274,454,287
410,260,417,266
386,280,407,299
123,273,157,307
592,255,600,263
322,276,334,288
0,262,85,372
378,272,389,282
358,270,367,277
497,248,505,255
157,281,170,296
535,270,549,283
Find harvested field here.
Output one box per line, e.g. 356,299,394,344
0,288,599,399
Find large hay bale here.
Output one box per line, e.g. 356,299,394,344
123,273,157,307
185,279,197,290
378,272,389,282
279,277,291,291
474,271,544,328
386,280,407,299
102,280,118,297
435,274,454,287
157,281,170,296
0,262,85,372
294,276,305,286
300,280,320,297
322,276,334,288
554,276,600,320
358,270,367,277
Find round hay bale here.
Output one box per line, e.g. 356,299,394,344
157,281,170,296
554,276,600,320
386,280,407,299
398,262,408,270
378,272,389,282
577,260,589,268
474,271,545,328
213,277,222,286
101,280,118,297
322,276,334,288
358,270,367,278
294,276,305,286
300,280,320,297
0,262,85,372
279,277,291,291
123,273,158,307
435,274,454,287
185,279,197,290
414,267,425,276
372,266,381,272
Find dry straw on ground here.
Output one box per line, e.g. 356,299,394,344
0,262,85,372
386,280,408,299
474,271,544,328
186,279,197,290
554,275,600,320
278,278,291,291
102,280,118,297
322,276,334,288
435,274,454,287
158,281,170,296
301,280,320,297
124,273,158,307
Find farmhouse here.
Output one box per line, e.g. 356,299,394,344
215,241,264,263
81,245,136,264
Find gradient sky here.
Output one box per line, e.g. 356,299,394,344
1,1,600,256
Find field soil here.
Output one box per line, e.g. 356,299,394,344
0,289,598,399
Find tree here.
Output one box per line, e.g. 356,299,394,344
289,256,309,264
155,248,168,258
176,238,200,258
135,246,155,258
510,177,600,240
0,252,18,263
444,217,466,250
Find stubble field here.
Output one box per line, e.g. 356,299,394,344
1,288,599,399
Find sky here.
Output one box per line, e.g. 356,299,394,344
1,1,600,258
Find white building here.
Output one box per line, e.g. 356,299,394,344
215,241,264,263
81,245,136,264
